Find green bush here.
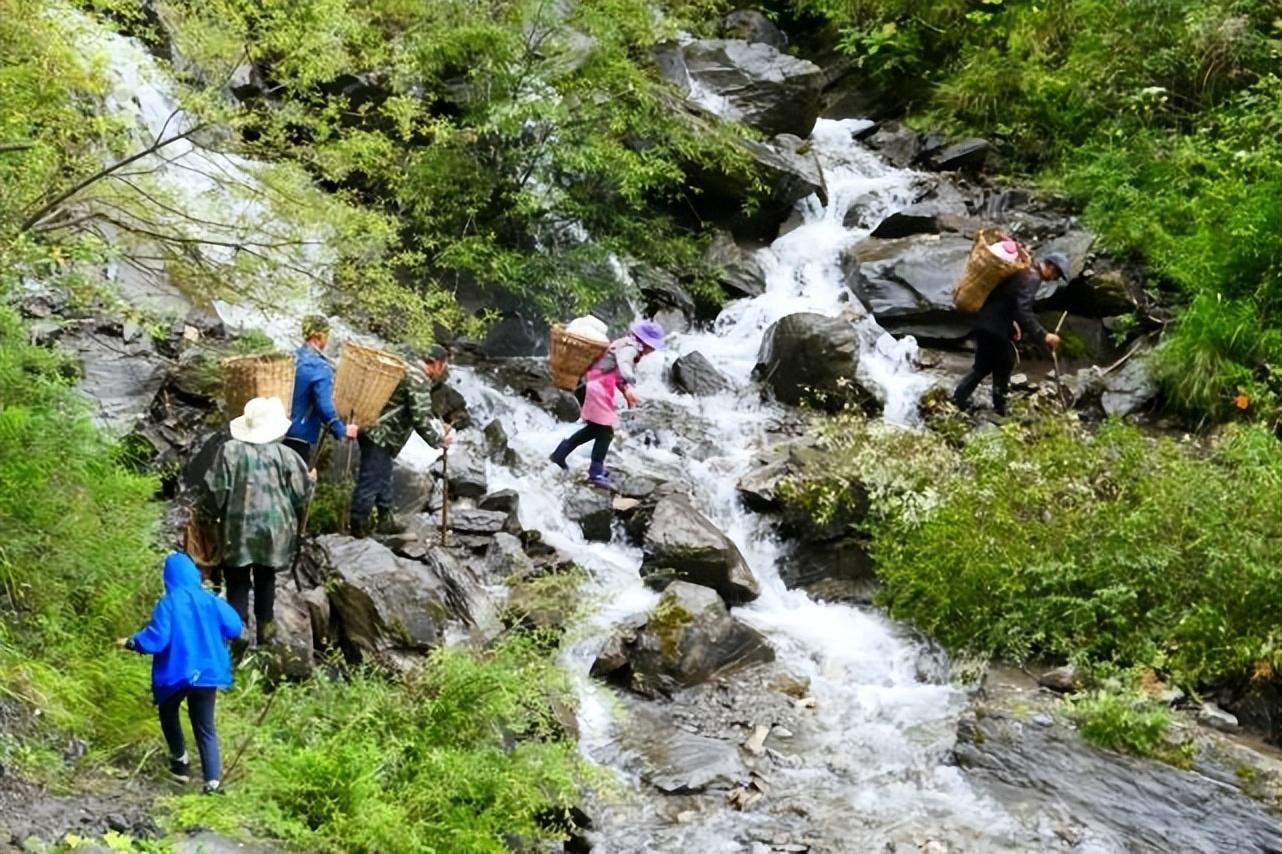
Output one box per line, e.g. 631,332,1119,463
0,305,162,766
784,410,1282,691
1071,690,1189,764
789,0,1282,422
170,636,588,853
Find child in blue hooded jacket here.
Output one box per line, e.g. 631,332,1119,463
119,552,243,793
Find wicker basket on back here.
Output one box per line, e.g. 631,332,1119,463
952,228,1032,313
223,351,296,420
549,324,608,391
332,341,408,426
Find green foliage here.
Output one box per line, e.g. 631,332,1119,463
1071,690,1192,765
788,411,1282,692
0,305,162,767
146,0,754,329
169,636,588,853
788,0,1282,422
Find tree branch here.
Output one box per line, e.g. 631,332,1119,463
20,124,207,232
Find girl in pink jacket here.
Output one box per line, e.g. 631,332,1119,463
549,320,665,489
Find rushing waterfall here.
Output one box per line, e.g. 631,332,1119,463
428,122,1097,852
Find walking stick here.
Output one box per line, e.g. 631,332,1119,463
1051,311,1069,409
439,419,453,547
222,686,279,783
287,430,330,592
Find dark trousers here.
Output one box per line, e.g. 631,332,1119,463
351,433,395,527
158,687,220,783
953,331,1016,413
563,422,613,465
225,564,276,641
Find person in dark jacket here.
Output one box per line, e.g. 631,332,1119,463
284,314,358,463
118,552,243,794
350,345,454,537
952,251,1068,415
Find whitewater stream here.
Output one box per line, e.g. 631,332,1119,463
69,13,1282,854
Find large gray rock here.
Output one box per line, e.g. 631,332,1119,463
671,351,733,396
433,441,487,499
476,358,581,422
928,138,990,172
704,231,768,299
640,492,760,603
308,535,469,658
784,538,877,604
591,582,774,698
754,312,861,410
842,235,973,340
722,9,786,49
866,121,921,168
264,585,331,680
65,321,170,436
390,459,435,517
625,707,748,794
660,39,822,138
565,488,614,542
1072,354,1158,418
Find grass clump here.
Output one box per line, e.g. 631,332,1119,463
1071,690,1192,766
170,635,588,853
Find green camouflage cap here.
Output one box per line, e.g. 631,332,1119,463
422,344,449,362
301,314,330,338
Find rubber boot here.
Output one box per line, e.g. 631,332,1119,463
587,462,614,490
549,439,574,470
350,514,371,539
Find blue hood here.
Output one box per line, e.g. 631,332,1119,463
163,552,202,593
131,551,243,703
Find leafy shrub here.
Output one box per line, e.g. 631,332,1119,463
1071,690,1188,763
170,636,589,853
786,410,1282,691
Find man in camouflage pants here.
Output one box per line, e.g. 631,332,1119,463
350,345,454,538
199,396,312,644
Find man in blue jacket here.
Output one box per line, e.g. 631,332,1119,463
284,314,358,463
118,552,243,794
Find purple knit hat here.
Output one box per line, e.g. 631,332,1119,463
630,320,666,350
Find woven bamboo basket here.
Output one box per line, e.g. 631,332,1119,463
549,324,608,391
952,228,1031,313
222,351,296,420
184,513,219,569
332,341,408,426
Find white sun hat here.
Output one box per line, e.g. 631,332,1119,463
229,396,292,444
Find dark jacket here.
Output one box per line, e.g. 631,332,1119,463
973,267,1049,341
128,552,243,704
285,344,346,446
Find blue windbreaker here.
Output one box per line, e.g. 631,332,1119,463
130,553,243,704
285,344,346,447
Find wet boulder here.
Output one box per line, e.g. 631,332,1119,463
784,538,877,604
658,39,822,138
433,440,487,499
927,138,990,172
865,121,921,169
565,488,614,542
65,319,170,436
754,312,862,411
307,535,467,659
842,234,974,341
704,231,769,299
639,492,760,604
722,9,786,49
591,582,774,698
476,358,581,422
390,459,435,517
671,351,733,396
1071,353,1158,419
263,585,331,680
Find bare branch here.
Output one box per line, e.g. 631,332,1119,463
20,124,207,232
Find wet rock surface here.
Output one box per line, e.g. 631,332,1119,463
592,581,774,698
671,350,734,396
754,312,863,411
0,773,161,850
639,491,761,604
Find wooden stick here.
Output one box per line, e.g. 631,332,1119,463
439,443,449,547
1051,311,1069,409
222,687,279,783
